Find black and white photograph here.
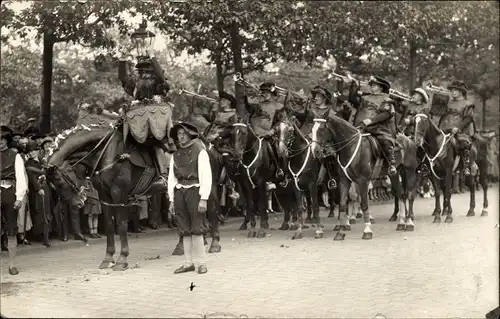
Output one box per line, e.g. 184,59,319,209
0,0,498,318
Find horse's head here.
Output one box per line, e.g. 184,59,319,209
232,116,250,161
412,113,430,147
45,163,88,211
311,118,331,159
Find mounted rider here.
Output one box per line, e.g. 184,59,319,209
398,87,430,135
349,76,398,175
117,23,175,193
437,80,476,176
253,82,286,181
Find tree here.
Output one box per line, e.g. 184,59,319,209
5,0,135,133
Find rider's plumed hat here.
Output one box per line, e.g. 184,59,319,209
368,76,391,94
447,80,468,97
170,121,200,142
411,88,430,104
311,85,333,104
259,82,277,95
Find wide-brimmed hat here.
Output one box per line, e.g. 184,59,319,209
25,140,39,152
259,82,277,95
311,85,333,104
368,76,391,94
169,121,200,142
411,88,430,104
1,126,13,143
135,56,154,71
447,80,468,97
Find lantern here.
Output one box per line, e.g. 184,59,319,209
130,19,156,58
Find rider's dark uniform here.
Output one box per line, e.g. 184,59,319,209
250,82,285,180
399,88,430,136
437,81,475,175
350,76,398,175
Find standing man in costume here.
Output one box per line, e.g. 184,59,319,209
1,126,29,275
438,80,476,176
168,122,212,274
349,76,398,175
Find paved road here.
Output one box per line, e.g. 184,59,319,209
1,188,498,318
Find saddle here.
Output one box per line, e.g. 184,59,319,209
363,133,403,179
126,145,157,196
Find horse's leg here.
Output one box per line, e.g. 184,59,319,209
389,193,399,222
405,167,417,232
358,181,373,240
257,183,269,238
292,187,304,240
208,191,222,253
328,188,337,218
431,176,442,222
309,183,324,239
239,179,251,231
99,205,116,269
333,178,350,240
443,169,454,223
279,202,290,230
305,191,313,224
479,160,489,216
112,207,130,271
394,172,406,231
466,170,476,217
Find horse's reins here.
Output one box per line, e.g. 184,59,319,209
233,122,262,188
414,114,451,180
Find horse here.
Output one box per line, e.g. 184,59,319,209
46,125,222,271
411,113,488,220
276,111,324,239
310,114,419,240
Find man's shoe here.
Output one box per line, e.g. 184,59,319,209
9,267,19,275
174,264,195,274
198,265,207,274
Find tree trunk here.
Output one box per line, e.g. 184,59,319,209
40,31,54,134
408,41,417,91
229,21,245,118
482,97,487,130
215,52,224,92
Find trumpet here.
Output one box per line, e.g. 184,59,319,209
273,85,308,101
389,89,412,102
332,72,369,86
178,88,218,105
426,84,450,95
233,73,262,95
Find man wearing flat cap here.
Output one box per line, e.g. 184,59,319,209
251,82,286,181
167,121,212,274
438,80,476,175
349,76,398,175
24,118,40,136
0,126,29,275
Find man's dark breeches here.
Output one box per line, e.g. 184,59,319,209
456,134,472,150
0,186,18,236
174,187,207,236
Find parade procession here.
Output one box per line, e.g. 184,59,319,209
0,1,499,318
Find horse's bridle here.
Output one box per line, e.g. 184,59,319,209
52,166,88,202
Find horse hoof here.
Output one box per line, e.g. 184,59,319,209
405,225,415,232
314,232,324,239
333,225,341,231
333,231,345,241
247,230,256,238
362,232,373,240
112,262,128,271
481,209,488,217
99,260,115,269
208,243,222,253
292,232,303,240
433,217,441,223
279,223,289,230
172,246,184,256
342,225,351,231
466,210,475,217
203,238,208,246
328,212,335,218
349,219,356,225
290,224,298,231
239,223,248,231
444,216,453,223
441,211,447,216
369,218,376,224
388,215,398,222
256,230,267,238
432,210,441,216
356,213,363,219
396,224,405,231
305,218,313,224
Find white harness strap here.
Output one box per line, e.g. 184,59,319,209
336,133,363,183
288,144,312,191
425,130,450,180
233,123,263,189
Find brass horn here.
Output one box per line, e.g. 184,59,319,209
273,85,308,101
233,73,261,95
389,89,412,102
179,88,218,105
426,84,451,95
332,72,369,86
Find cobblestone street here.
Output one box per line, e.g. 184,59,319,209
1,188,498,318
